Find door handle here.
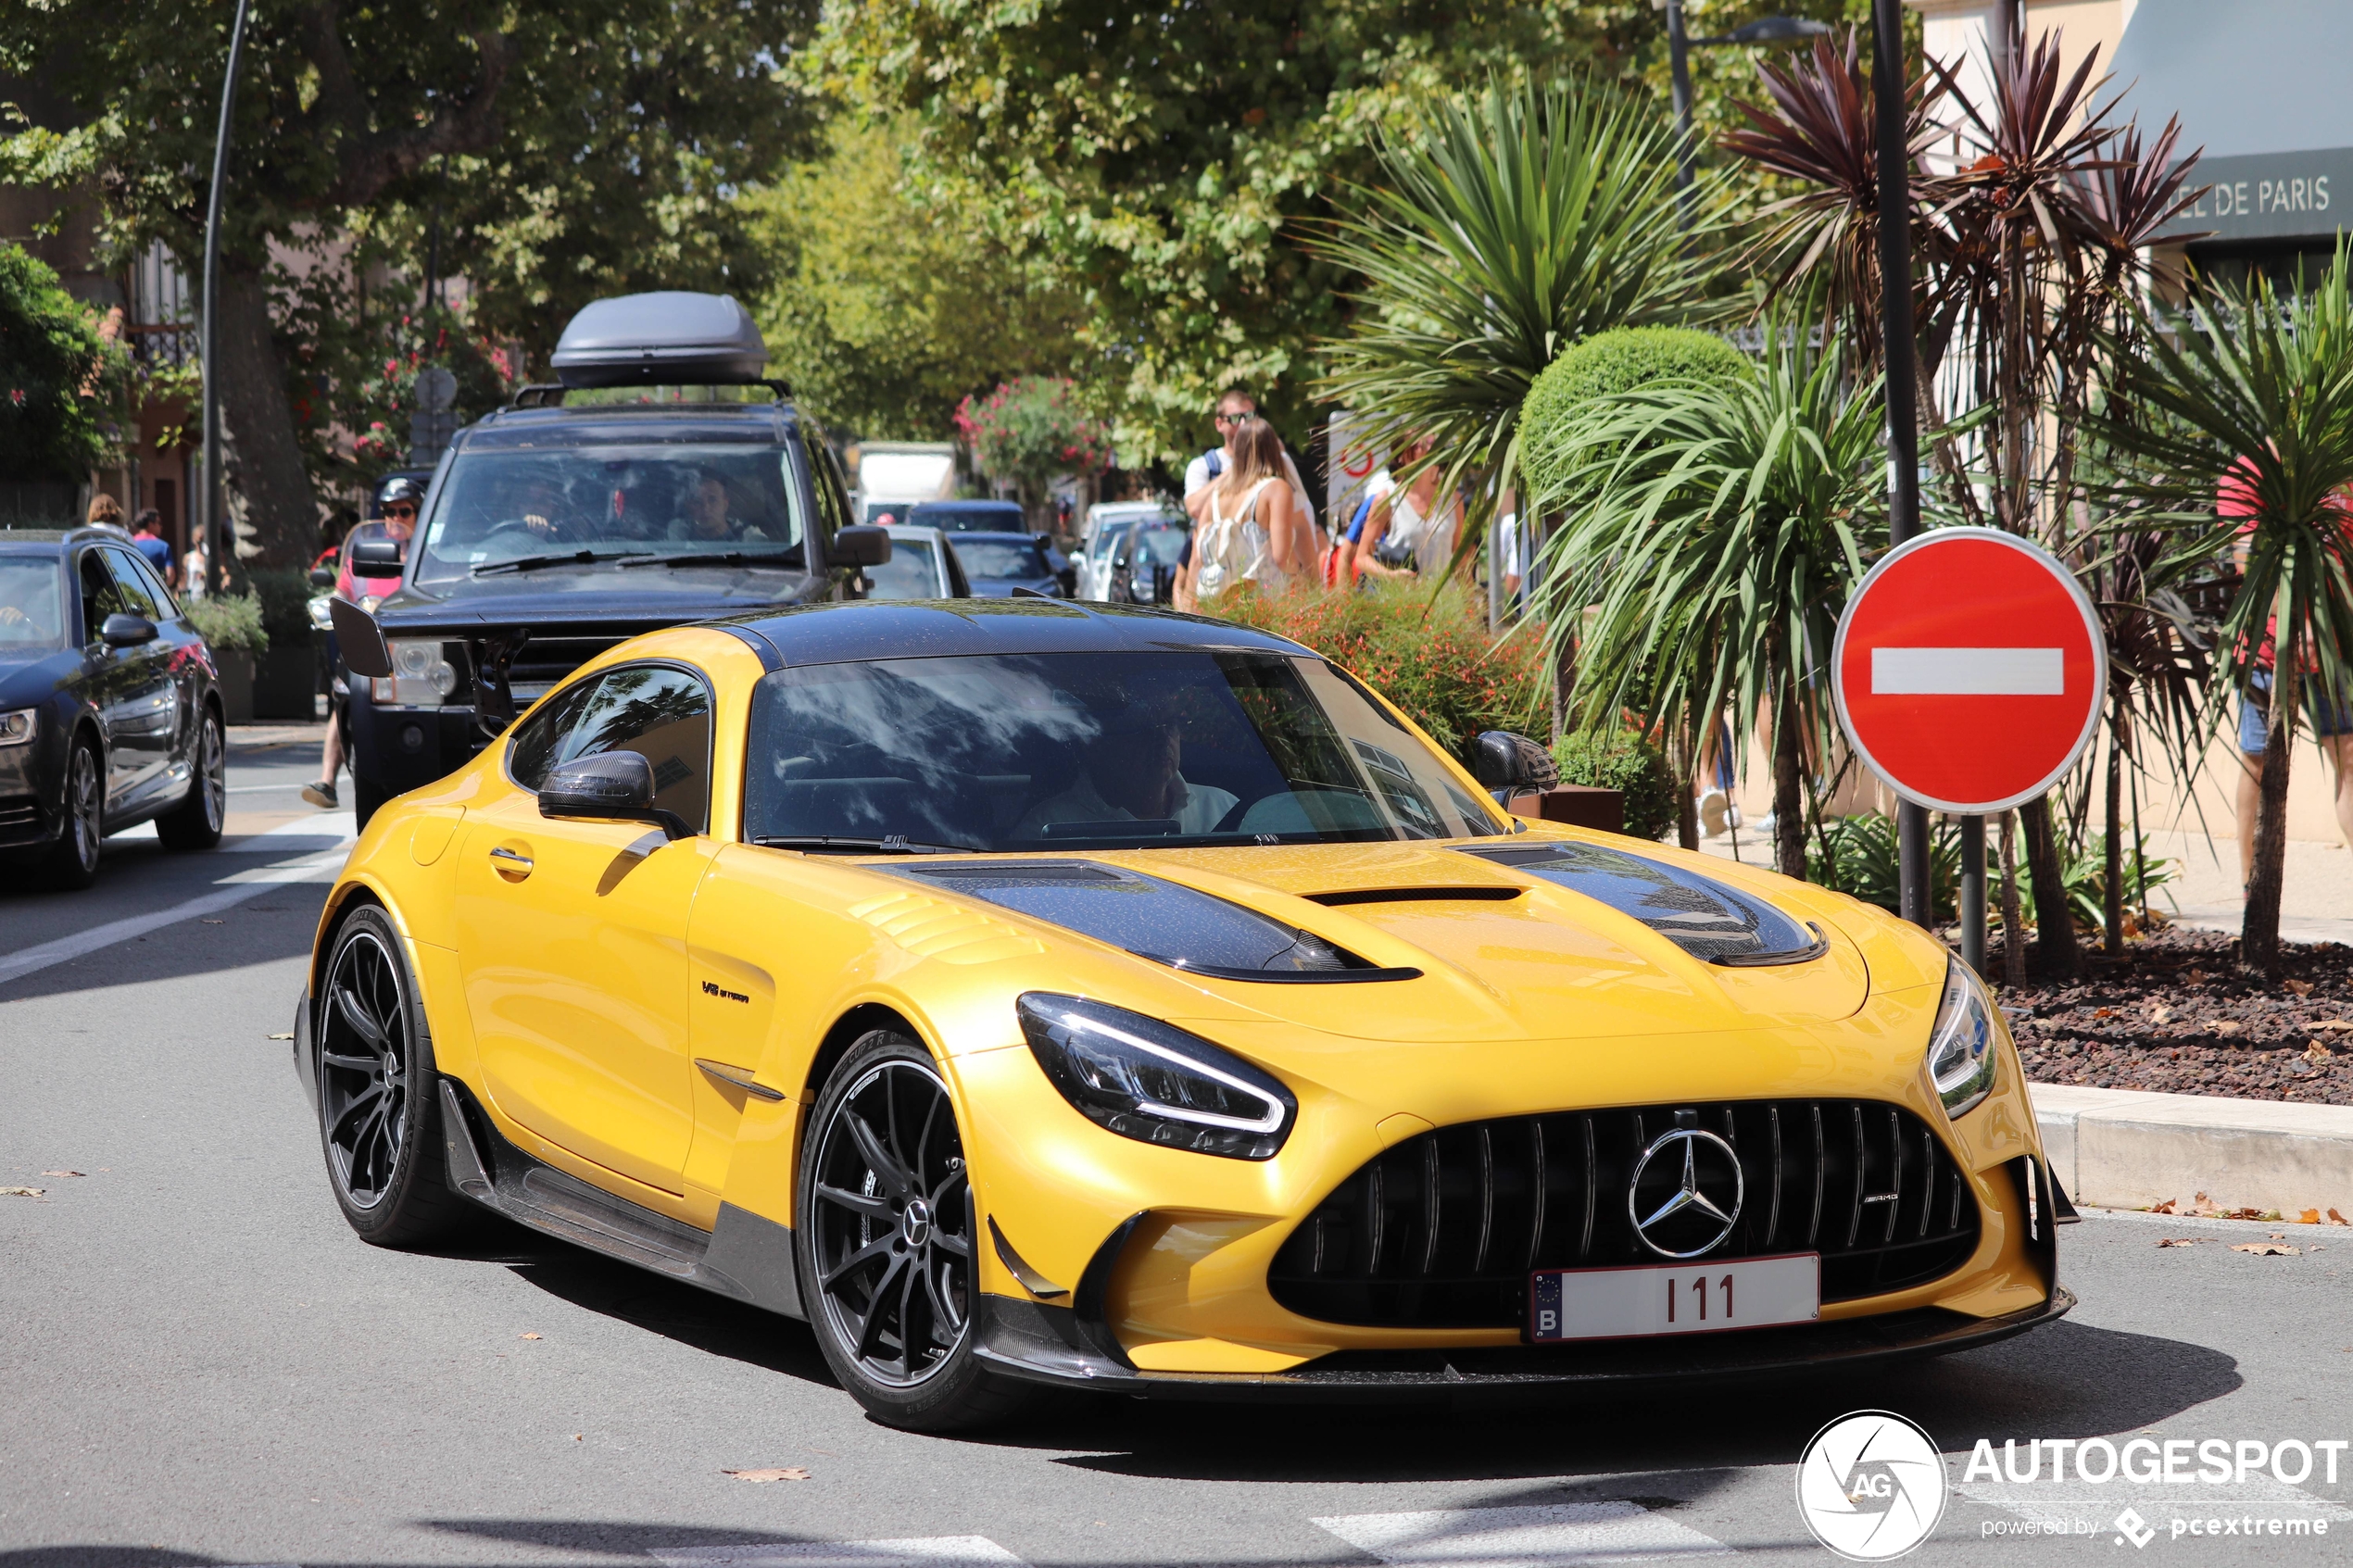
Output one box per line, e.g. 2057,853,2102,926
488,846,534,878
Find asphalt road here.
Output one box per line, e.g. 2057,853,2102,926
5,732,2352,1567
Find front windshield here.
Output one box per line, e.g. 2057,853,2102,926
1133,526,1188,567
864,536,940,599
954,538,1050,580
413,445,808,583
744,651,1509,851
0,559,67,653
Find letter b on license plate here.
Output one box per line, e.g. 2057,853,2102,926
1529,1253,1819,1342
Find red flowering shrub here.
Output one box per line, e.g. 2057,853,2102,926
953,378,1110,497
1215,584,1551,760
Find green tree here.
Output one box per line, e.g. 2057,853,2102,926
0,0,815,572
1315,77,1728,568
743,117,1082,439
0,243,121,483
1529,321,1886,879
2090,247,2353,978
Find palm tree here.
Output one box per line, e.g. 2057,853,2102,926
1315,75,1730,566
1525,321,1887,878
2091,247,2353,976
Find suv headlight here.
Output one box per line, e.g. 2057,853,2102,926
1017,994,1296,1160
0,708,35,746
1926,955,1998,1120
370,639,459,706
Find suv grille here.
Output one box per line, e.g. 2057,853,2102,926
1269,1099,1980,1328
495,634,633,704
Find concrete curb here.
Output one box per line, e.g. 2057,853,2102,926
2030,1081,2353,1216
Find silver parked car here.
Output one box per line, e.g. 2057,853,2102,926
867,525,972,600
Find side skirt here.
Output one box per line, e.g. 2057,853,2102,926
437,1079,805,1320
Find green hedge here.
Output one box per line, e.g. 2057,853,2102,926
1520,326,1750,502
1553,727,1677,842
184,592,267,654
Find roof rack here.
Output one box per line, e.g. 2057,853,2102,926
510,383,567,409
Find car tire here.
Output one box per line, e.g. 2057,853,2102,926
797,1030,1033,1432
43,734,104,891
156,702,226,851
315,904,469,1247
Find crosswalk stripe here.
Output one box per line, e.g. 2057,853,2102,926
1313,1501,1734,1567
651,1537,1027,1568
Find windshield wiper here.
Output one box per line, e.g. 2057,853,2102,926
472,548,655,577
618,549,806,571
751,834,975,855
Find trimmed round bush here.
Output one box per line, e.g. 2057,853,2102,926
1552,726,1678,842
1520,326,1751,502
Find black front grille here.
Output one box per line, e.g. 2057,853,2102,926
1269,1099,1981,1328
0,794,40,841
485,634,630,703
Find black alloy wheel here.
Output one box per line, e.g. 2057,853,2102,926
157,705,225,850
44,735,102,890
799,1033,1030,1430
316,906,464,1245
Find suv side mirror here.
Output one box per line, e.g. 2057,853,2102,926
832,525,892,569
538,751,692,841
1471,730,1560,805
101,612,158,648
308,566,335,589
350,538,404,573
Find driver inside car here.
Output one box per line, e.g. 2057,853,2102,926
1015,714,1238,838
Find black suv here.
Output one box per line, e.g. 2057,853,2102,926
345,293,887,824
0,527,226,886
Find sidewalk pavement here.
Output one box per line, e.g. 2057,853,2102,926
2033,1082,2353,1218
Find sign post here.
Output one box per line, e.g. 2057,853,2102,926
1831,528,2108,971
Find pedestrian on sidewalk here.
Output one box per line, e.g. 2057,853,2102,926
305,478,422,809
1181,417,1301,608
182,525,209,601
86,494,127,533
130,509,175,588
1183,388,1318,562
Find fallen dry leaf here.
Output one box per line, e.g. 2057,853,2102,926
2304,1210,2324,1224
2149,1198,2178,1214
2214,1022,2245,1035
0,1186,44,1198
2186,968,2211,984
573,1434,584,1442
519,1332,542,1340
723,1468,811,1483
2315,1020,2353,1032
40,1170,84,1179
198,918,224,924
2148,1004,2173,1024
2233,1242,2301,1256
268,1032,294,1041
2157,1237,2196,1248
2308,1040,2334,1063
2332,1209,2350,1225
2285,979,2315,997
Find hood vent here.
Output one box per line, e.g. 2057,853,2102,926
1456,843,1827,966
889,861,1421,984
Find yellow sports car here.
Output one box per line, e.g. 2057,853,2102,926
296,599,2070,1430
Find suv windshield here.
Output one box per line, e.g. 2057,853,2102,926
413,445,808,583
744,651,1508,851
0,558,67,652
909,503,1024,533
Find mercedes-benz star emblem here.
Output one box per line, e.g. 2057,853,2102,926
1628,1126,1744,1258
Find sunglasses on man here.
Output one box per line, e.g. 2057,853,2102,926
384,504,418,520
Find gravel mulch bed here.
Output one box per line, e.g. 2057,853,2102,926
1994,927,2353,1106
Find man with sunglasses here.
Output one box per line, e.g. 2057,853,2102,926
305,478,423,809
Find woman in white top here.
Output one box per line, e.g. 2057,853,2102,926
1186,416,1301,605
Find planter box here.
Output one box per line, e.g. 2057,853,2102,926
215,648,255,724
252,644,317,721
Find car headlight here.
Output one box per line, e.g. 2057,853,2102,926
1017,994,1296,1160
370,639,459,706
0,708,35,746
307,596,333,631
1926,955,1998,1120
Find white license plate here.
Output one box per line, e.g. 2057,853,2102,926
1529,1253,1819,1342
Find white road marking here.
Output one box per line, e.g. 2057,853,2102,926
0,847,348,989
652,1540,1027,1568
112,810,357,852
1870,646,2063,696
1313,1501,1732,1566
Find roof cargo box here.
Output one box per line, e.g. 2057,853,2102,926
548,292,770,387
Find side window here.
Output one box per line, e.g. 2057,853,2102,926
505,680,603,793
120,547,181,618
802,431,849,549
77,551,128,643
532,664,715,833
102,549,162,621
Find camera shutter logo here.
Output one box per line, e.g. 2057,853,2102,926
1795,1411,1948,1561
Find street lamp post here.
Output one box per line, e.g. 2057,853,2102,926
199,0,253,598
1662,8,1833,225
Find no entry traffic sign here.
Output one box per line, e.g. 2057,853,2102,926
1831,528,2107,815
